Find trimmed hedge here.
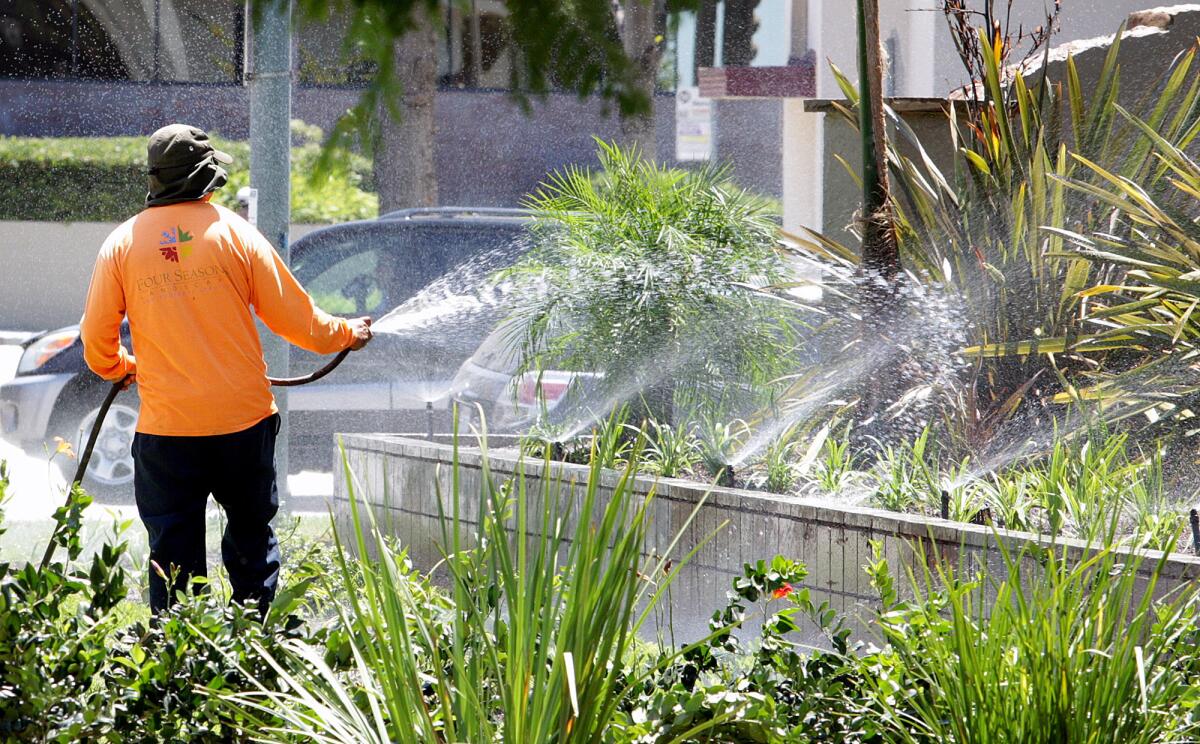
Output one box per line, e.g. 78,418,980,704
0,127,378,224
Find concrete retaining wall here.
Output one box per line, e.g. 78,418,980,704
0,221,321,331
334,433,1200,642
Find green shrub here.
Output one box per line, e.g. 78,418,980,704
501,140,803,426
222,426,717,742
0,124,377,224
87,550,346,743
0,458,341,742
623,556,877,743
0,476,130,741
858,538,1200,744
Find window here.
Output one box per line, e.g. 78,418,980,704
0,0,244,83
0,0,126,79
303,244,387,316
439,1,512,90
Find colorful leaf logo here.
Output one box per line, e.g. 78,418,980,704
158,226,193,262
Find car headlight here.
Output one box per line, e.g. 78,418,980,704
17,329,79,374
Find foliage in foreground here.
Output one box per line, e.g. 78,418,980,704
222,433,717,742
0,462,341,742
861,538,1200,743
0,471,128,741
6,420,1200,743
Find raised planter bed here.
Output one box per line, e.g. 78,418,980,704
333,433,1200,642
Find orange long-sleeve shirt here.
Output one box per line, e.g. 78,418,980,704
81,198,353,436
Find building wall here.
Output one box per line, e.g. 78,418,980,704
816,106,958,246
0,79,782,209
809,0,1186,99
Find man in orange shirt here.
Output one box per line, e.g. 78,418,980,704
80,124,372,613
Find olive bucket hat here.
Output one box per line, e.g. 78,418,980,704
145,124,233,207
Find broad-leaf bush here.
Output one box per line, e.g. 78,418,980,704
0,474,129,741
0,461,340,742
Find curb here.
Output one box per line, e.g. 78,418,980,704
0,331,35,346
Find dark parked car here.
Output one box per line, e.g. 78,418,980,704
0,208,534,493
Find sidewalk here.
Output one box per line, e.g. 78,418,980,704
0,331,34,346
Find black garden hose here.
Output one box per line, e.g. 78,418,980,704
37,347,353,571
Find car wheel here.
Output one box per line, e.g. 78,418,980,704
68,400,138,499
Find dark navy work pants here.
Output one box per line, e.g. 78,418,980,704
132,413,281,614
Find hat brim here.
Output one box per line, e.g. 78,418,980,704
211,149,233,164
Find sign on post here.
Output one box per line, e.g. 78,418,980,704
675,86,713,161
237,187,259,226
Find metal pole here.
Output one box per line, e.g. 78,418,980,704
153,0,162,80
469,0,483,85
940,490,950,520
70,0,79,76
250,0,293,498
1189,509,1199,555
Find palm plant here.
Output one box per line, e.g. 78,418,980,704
783,26,1200,454
500,140,803,426
1036,95,1200,429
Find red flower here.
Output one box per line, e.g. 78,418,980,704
772,583,794,599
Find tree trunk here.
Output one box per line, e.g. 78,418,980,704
693,0,717,77
856,0,901,428
375,5,439,213
857,0,898,283
722,0,759,66
620,0,665,160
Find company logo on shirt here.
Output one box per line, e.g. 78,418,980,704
158,226,194,263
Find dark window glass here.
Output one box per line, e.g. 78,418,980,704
168,0,243,83
0,0,127,80
0,0,242,83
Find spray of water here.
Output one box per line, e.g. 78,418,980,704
373,240,530,337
